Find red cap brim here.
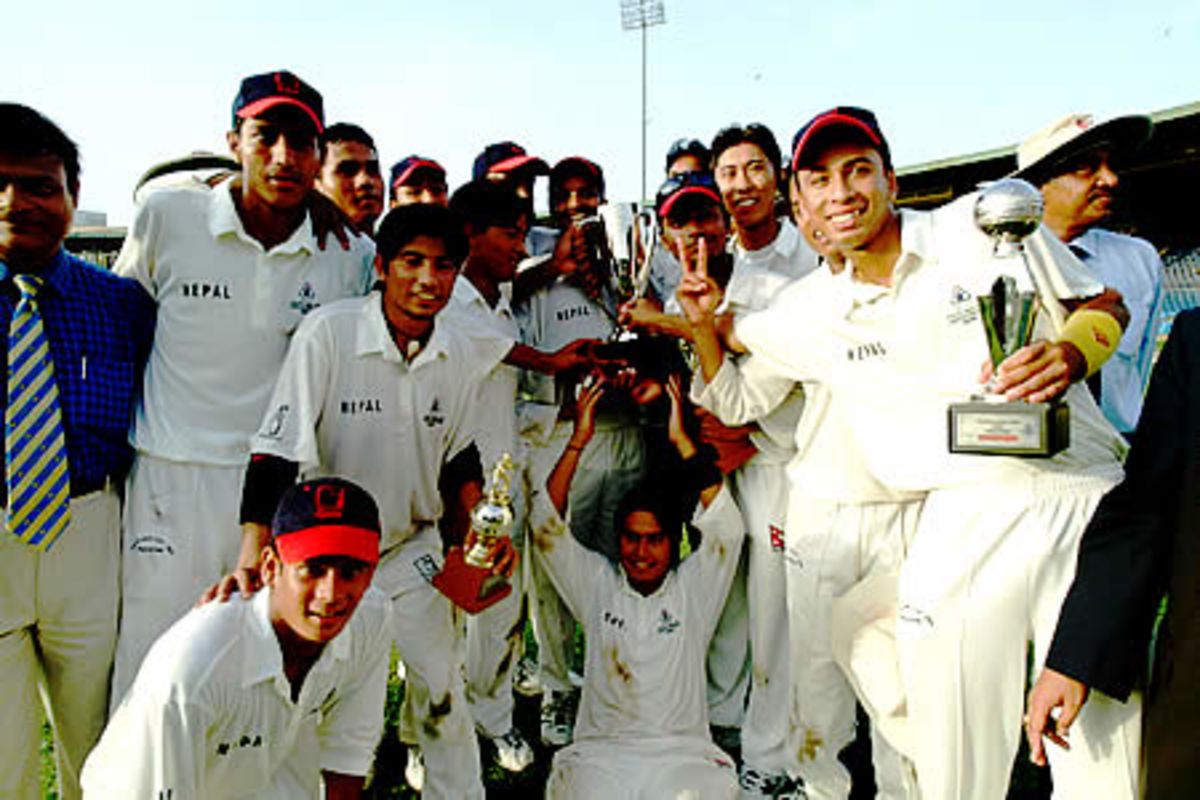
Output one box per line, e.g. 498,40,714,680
791,113,882,171
393,159,445,189
488,154,549,176
275,524,379,565
659,185,721,218
236,96,324,134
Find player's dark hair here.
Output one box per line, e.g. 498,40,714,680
318,122,376,163
615,484,685,568
375,203,468,266
710,123,783,182
448,180,529,234
0,103,80,196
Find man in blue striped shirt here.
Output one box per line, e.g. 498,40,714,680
0,103,155,800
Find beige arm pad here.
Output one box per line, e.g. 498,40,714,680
1057,308,1123,377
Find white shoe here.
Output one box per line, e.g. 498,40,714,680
513,655,543,697
492,727,535,773
405,746,425,792
540,689,579,747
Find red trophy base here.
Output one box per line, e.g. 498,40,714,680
432,549,512,614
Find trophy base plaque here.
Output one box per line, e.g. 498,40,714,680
948,398,1069,457
432,548,512,614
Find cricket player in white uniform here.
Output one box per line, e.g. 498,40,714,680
82,477,391,800
110,70,375,703
226,203,515,799
707,123,820,793
537,374,742,800
442,180,598,772
680,106,1141,800
513,156,649,746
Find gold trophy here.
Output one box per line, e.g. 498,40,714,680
947,179,1069,457
432,453,515,614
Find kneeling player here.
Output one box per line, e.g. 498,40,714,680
82,478,390,799
535,375,742,799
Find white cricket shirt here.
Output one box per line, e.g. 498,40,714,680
82,588,391,799
531,483,744,743
250,293,498,552
441,276,520,468
736,195,1125,494
116,181,375,466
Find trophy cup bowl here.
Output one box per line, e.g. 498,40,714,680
947,182,1069,457
432,454,516,614
972,178,1044,257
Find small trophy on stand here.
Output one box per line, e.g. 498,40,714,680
432,453,515,614
947,178,1070,457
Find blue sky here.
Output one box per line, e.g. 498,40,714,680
9,0,1199,224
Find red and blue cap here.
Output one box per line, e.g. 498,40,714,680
790,106,891,171
472,141,549,181
655,171,721,219
272,478,381,565
233,70,324,134
390,155,446,191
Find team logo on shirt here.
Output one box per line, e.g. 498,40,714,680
289,281,320,315
215,733,264,755
556,305,592,322
656,609,680,635
340,398,383,415
846,341,888,362
262,404,290,439
898,604,935,629
413,554,439,583
946,285,979,325
180,281,232,300
422,398,445,428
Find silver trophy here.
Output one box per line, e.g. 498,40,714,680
947,179,1069,457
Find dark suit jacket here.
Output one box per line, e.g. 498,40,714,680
1046,308,1200,798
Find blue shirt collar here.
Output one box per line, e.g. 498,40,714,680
0,247,76,298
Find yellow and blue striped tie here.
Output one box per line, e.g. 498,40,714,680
6,274,71,550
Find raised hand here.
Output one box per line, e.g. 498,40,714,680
674,236,723,325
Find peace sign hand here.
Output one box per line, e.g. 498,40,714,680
674,237,723,326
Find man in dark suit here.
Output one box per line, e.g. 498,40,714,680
1027,308,1200,798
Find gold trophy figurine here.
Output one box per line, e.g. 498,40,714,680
432,453,516,614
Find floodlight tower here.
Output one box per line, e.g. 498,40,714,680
620,0,666,206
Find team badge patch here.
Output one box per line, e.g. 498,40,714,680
413,554,440,583
947,285,978,324
656,609,680,635
422,398,445,428
289,281,319,315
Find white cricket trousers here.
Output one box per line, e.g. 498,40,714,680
112,455,245,707
726,458,792,772
787,493,923,800
546,737,739,799
380,526,485,800
465,470,529,737
896,470,1141,800
0,487,120,800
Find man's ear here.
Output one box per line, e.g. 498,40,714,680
260,545,281,588
373,252,387,281
887,169,899,203
226,128,242,164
